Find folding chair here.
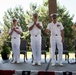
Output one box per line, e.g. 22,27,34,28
55,40,69,63
20,39,28,62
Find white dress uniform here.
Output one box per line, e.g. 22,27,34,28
47,22,64,64
9,25,22,63
28,21,42,63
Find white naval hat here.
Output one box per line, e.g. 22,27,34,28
13,18,18,22
50,13,58,17
32,11,38,16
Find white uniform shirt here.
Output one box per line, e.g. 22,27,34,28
28,21,42,35
9,25,22,38
47,22,64,36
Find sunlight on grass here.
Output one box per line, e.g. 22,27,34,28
0,51,75,59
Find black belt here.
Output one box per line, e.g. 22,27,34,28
55,34,58,36
13,37,16,39
35,35,37,37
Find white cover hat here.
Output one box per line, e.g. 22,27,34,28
50,13,58,17
32,11,38,15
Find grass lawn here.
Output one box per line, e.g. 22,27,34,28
0,51,75,59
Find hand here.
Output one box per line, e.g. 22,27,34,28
13,27,15,30
13,27,18,32
36,23,40,26
46,29,50,33
11,27,14,31
34,22,36,25
12,27,17,31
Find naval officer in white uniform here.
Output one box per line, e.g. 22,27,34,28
9,19,23,63
46,13,64,66
28,13,43,65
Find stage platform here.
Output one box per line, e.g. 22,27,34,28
0,53,76,75
0,57,76,71
0,58,76,75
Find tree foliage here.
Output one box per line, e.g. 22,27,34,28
1,0,74,51
57,4,74,50
25,0,74,50
3,6,27,32
0,6,28,50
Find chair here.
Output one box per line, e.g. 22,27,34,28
32,39,47,63
55,40,69,63
20,39,28,62
41,39,47,63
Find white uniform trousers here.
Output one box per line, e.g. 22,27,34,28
11,38,20,62
31,35,41,63
50,35,63,64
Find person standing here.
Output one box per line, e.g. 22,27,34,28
46,13,64,66
9,19,23,63
28,13,43,65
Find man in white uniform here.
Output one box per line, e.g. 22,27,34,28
28,13,43,65
9,19,23,63
46,13,64,66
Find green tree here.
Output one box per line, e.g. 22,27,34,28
3,6,27,32
57,4,74,50
25,0,74,51
2,6,29,42
0,6,29,51
25,1,50,51
2,0,74,51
